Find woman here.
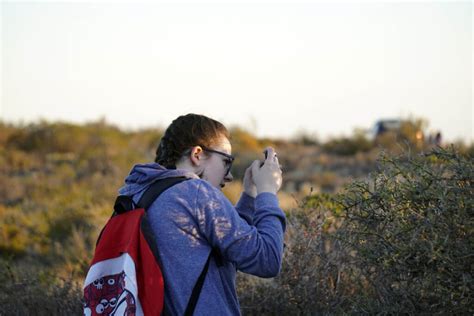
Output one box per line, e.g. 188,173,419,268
119,113,285,315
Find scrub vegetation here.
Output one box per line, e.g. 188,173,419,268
0,119,472,315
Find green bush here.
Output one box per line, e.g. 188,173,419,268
0,259,82,315
338,146,473,314
238,193,351,315
238,146,473,314
323,129,372,156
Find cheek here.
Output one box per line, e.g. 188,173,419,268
209,159,225,176
209,164,226,183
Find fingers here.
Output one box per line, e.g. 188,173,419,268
243,165,251,183
244,165,252,177
263,147,280,169
264,147,274,163
251,159,261,175
263,147,277,161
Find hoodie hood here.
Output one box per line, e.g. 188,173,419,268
118,162,199,197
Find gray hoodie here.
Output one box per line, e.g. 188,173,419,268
119,163,286,315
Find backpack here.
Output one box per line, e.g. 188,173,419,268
83,177,213,316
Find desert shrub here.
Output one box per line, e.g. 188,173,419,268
323,129,372,156
230,127,261,153
337,146,473,314
452,140,474,158
238,193,352,315
292,131,320,146
0,121,18,146
6,121,90,154
238,146,473,314
0,259,83,315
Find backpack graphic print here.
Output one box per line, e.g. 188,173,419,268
83,270,136,315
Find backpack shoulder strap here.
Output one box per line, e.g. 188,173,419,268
137,177,187,210
184,249,218,316
138,176,218,315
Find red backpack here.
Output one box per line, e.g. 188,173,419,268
83,177,212,316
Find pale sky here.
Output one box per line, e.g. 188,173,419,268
1,1,472,142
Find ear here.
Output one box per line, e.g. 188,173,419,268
189,146,204,166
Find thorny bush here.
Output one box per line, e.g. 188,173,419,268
238,146,473,315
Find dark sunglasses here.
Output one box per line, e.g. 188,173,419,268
200,145,235,176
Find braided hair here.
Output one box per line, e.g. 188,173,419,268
155,114,230,168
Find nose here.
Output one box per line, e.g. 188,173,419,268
224,171,233,182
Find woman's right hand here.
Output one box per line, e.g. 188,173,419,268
251,147,282,195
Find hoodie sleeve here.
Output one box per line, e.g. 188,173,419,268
195,181,286,278
234,192,255,225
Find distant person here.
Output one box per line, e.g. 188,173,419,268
118,113,285,315
434,131,442,146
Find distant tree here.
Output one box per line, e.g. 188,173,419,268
323,128,372,156
292,130,319,146
229,126,261,153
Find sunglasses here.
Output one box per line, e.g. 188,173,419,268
200,145,235,176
